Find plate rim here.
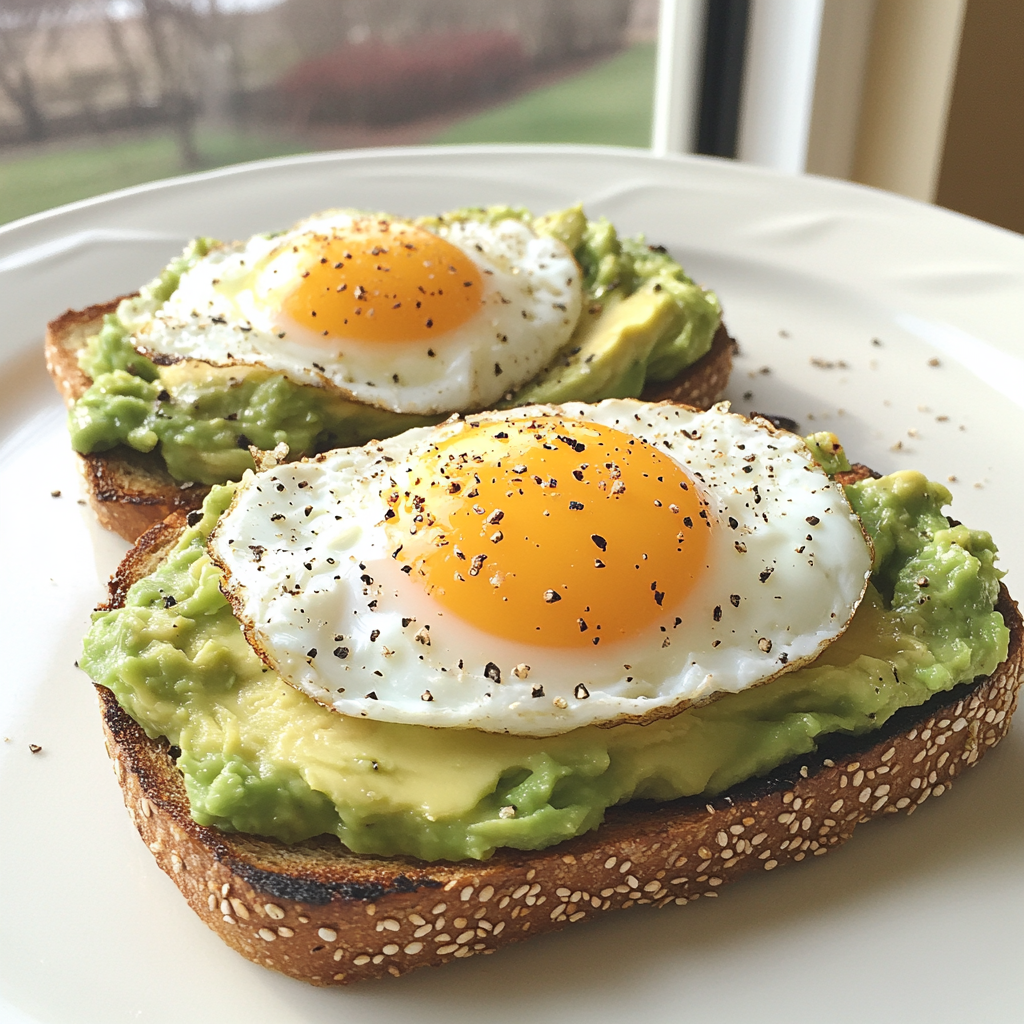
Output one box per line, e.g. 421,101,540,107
1,141,1022,1024
2,142,1022,251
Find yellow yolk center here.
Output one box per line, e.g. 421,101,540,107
275,218,483,343
385,418,711,649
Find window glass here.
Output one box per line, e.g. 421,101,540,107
0,0,658,226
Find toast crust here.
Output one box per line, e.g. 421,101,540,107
94,512,1022,985
45,298,211,541
46,301,735,541
640,323,735,407
44,297,126,403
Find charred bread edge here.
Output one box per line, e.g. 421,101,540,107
94,509,1022,985
45,299,735,542
45,298,209,541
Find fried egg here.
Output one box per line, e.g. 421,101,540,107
128,211,582,415
209,400,872,737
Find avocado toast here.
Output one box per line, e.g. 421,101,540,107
79,404,1021,984
46,205,732,541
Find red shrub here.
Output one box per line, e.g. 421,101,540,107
279,31,528,125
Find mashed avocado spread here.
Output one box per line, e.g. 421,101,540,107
80,462,1007,861
68,207,721,485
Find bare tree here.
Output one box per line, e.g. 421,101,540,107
133,0,202,166
0,0,71,141
103,6,145,110
82,0,220,165
196,0,244,124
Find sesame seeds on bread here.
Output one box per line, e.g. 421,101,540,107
45,300,736,542
92,511,1022,986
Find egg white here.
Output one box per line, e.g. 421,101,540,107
127,211,582,416
208,400,873,737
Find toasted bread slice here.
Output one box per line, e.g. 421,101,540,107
45,299,209,540
45,299,736,541
93,506,1022,986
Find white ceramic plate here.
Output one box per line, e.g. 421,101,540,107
1,147,1022,1024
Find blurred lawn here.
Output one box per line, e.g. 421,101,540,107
0,130,307,226
433,42,656,147
0,43,656,226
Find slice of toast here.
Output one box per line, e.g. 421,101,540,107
93,507,1022,985
45,300,736,541
45,299,209,540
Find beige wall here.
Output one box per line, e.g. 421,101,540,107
936,0,1024,234
807,0,1022,231
853,0,966,201
805,0,877,181
807,0,967,203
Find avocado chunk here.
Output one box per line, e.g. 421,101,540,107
70,360,435,486
503,287,683,406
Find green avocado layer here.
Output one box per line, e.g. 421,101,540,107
68,207,721,485
80,467,1008,861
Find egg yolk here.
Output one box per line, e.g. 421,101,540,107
386,417,711,649
273,218,483,344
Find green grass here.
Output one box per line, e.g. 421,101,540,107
0,129,308,226
433,42,656,148
0,45,657,226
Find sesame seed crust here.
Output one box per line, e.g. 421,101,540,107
92,507,1021,986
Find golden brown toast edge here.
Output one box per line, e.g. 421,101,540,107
45,298,210,541
93,511,1022,985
